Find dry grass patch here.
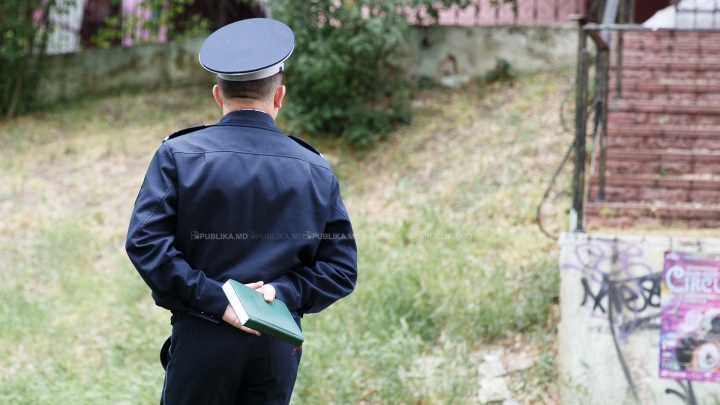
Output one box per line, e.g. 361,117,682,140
0,70,578,404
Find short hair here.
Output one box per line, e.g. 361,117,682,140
217,72,282,103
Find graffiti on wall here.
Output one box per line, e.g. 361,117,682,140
563,238,661,341
562,237,699,405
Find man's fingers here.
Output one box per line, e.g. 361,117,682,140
228,314,261,336
263,290,273,302
223,304,261,336
262,284,276,302
239,325,261,336
245,281,264,290
222,303,238,325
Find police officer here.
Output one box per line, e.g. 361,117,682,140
125,18,358,405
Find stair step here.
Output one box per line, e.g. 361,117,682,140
606,125,720,149
611,100,720,114
609,101,720,126
610,81,720,102
657,78,720,84
588,175,720,204
611,92,720,103
623,43,720,54
608,80,720,102
622,55,720,64
586,202,720,228
622,39,720,47
610,78,720,86
621,83,720,94
607,125,720,137
615,61,720,72
613,62,720,82
622,43,720,51
607,150,720,162
617,71,720,83
605,150,720,175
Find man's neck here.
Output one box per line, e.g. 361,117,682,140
222,100,275,120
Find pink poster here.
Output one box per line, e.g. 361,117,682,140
660,251,720,382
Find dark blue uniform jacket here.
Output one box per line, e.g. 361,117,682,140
125,110,357,323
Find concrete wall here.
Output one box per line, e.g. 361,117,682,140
39,37,214,102
401,26,577,83
559,232,720,405
39,25,578,102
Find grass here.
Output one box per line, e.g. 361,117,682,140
0,69,577,404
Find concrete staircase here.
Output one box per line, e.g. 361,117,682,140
586,31,720,228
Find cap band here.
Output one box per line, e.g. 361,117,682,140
217,62,284,82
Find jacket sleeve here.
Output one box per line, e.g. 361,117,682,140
270,176,358,315
125,143,228,321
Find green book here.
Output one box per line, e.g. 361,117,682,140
222,279,304,347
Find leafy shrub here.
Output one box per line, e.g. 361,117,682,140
0,0,58,118
273,0,479,147
480,58,517,85
272,1,407,147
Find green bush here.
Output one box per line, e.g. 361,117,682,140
0,0,57,118
0,0,208,119
481,58,517,85
273,0,480,147
273,1,407,147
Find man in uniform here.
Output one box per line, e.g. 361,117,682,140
125,18,358,405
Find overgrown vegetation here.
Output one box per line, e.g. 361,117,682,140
90,0,212,48
481,58,517,85
1,0,512,146
272,0,485,147
0,0,213,118
0,0,62,118
0,69,570,404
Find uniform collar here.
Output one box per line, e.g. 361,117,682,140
215,109,282,133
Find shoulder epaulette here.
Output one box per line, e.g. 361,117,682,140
289,135,323,158
163,125,207,142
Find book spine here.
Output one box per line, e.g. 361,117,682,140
222,281,249,324
245,319,304,346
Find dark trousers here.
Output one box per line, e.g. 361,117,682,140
160,315,302,405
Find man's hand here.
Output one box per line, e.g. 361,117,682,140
223,281,264,335
223,303,261,335
259,283,276,302
221,281,276,335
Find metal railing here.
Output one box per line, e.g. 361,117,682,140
675,0,720,29
45,0,267,54
45,0,616,54
422,0,603,26
570,0,720,232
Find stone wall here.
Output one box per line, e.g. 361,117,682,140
39,26,578,102
558,232,720,404
39,37,214,102
400,25,577,85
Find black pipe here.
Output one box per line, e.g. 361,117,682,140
572,18,589,232
598,49,610,202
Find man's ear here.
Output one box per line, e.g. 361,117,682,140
212,85,224,108
273,85,286,109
